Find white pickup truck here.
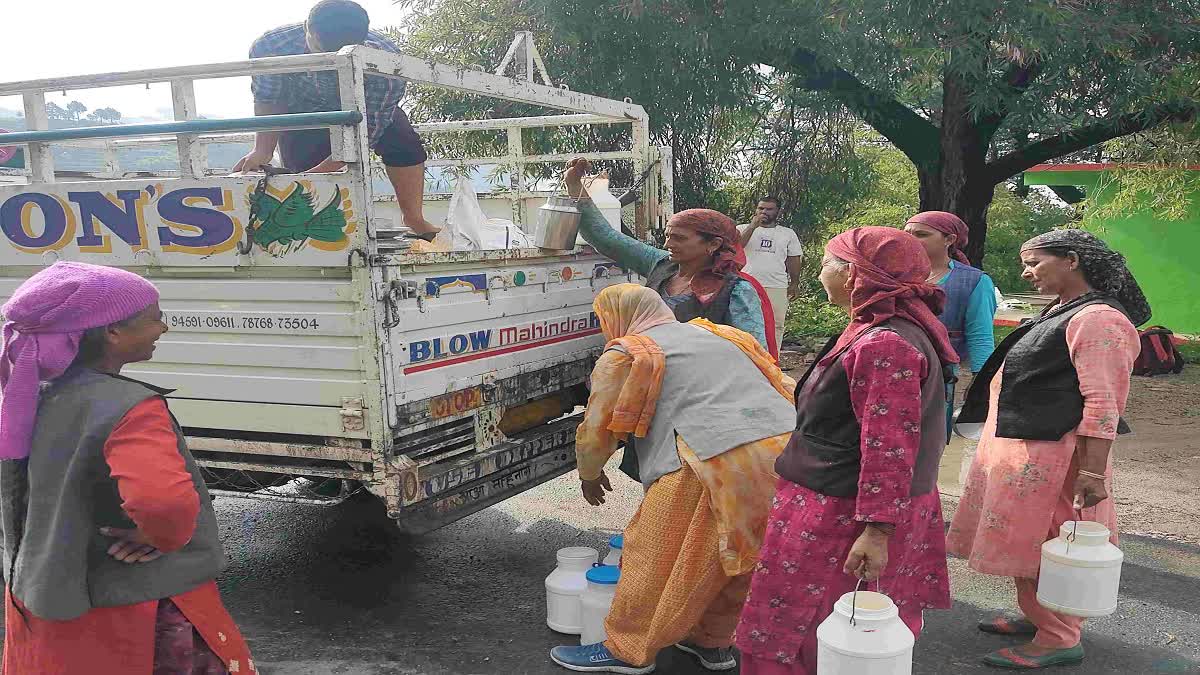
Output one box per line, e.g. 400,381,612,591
0,43,673,533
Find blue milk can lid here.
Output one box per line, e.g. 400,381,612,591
610,534,624,549
586,564,621,585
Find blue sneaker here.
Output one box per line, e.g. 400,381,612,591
549,642,656,674
674,641,737,671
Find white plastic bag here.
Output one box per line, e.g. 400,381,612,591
446,176,489,250
479,218,533,249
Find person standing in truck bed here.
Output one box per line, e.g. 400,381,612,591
234,0,440,239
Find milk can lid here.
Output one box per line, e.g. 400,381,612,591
586,564,621,585
610,534,624,550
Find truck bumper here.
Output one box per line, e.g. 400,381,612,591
392,412,582,534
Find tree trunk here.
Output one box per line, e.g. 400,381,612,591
916,74,997,267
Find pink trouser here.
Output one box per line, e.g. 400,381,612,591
1014,578,1084,649
738,599,924,675
1010,472,1089,650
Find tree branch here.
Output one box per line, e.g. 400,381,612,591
763,47,941,171
986,100,1199,183
977,58,1043,146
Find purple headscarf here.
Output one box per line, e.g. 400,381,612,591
0,262,159,460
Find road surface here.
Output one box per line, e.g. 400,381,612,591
208,466,1200,675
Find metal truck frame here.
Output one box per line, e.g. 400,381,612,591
0,38,673,533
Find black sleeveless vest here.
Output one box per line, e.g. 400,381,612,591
775,319,948,498
957,293,1131,441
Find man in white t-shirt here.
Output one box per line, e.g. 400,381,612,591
737,196,802,348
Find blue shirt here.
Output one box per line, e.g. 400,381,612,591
249,23,404,147
936,261,998,372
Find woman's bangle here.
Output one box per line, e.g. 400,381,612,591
1078,469,1107,480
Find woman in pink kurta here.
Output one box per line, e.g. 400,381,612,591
947,230,1150,669
736,228,956,674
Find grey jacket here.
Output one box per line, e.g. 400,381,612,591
0,369,224,620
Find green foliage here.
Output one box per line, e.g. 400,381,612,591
824,138,1070,293
784,293,850,342
530,0,1200,263
827,139,920,233
394,0,766,205
983,185,1073,292
393,0,1179,271
1089,120,1200,223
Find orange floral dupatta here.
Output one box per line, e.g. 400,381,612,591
593,284,677,441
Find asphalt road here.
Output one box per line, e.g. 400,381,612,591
3,464,1198,674
204,467,1200,675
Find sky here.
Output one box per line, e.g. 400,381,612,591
0,0,413,121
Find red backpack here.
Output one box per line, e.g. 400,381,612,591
1133,326,1185,377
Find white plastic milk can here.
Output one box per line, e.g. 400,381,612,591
579,564,621,645
603,533,624,566
1037,520,1123,617
545,547,599,634
816,589,914,675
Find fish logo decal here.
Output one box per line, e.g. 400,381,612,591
246,182,349,255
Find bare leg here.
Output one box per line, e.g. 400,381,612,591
385,163,440,237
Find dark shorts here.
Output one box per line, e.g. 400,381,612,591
277,106,427,172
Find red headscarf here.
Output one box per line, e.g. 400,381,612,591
668,209,746,296
667,208,779,358
906,211,971,264
821,227,958,368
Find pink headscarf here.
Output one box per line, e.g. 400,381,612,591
821,227,958,368
0,262,159,460
906,211,971,264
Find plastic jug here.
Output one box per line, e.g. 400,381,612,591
1037,520,1123,617
579,172,622,245
546,547,599,634
579,564,621,645
603,534,624,566
816,588,914,675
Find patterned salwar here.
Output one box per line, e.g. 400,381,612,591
575,306,792,667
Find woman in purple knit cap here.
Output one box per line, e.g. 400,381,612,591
0,262,254,674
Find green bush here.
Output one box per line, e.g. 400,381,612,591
983,187,1074,293
783,292,850,344
1178,341,1200,365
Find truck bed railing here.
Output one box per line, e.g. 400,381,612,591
0,44,671,235
0,111,363,145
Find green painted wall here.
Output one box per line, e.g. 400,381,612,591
1024,168,1200,336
